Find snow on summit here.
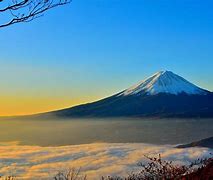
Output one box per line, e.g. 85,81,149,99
120,71,208,96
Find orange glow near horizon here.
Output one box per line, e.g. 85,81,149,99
0,96,99,116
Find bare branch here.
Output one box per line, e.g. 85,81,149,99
0,0,71,28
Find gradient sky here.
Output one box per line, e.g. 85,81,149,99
0,0,213,116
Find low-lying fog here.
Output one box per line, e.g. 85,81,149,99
0,117,212,146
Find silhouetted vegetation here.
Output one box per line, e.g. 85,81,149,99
0,0,71,28
0,176,16,180
0,155,212,180
102,154,213,180
53,168,87,180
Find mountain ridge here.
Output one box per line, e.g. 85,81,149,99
45,70,213,118
176,136,213,149
118,70,209,96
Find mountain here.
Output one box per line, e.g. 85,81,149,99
119,71,208,96
48,71,213,118
176,136,213,149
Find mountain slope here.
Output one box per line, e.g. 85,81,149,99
48,71,213,118
176,136,213,149
119,71,208,96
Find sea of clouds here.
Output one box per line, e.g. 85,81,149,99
0,143,212,179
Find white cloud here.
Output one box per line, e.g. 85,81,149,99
0,143,211,179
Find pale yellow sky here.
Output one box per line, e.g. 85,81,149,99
0,95,100,116
0,63,212,116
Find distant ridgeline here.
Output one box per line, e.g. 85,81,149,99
177,136,213,149
46,71,213,118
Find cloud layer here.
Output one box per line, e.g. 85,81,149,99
0,143,212,179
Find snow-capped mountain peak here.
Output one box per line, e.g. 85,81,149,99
49,70,213,118
119,70,208,96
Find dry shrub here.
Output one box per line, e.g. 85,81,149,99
0,176,16,180
103,154,213,180
53,167,87,180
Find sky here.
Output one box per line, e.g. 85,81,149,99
0,0,213,116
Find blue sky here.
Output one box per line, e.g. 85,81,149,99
0,0,213,115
